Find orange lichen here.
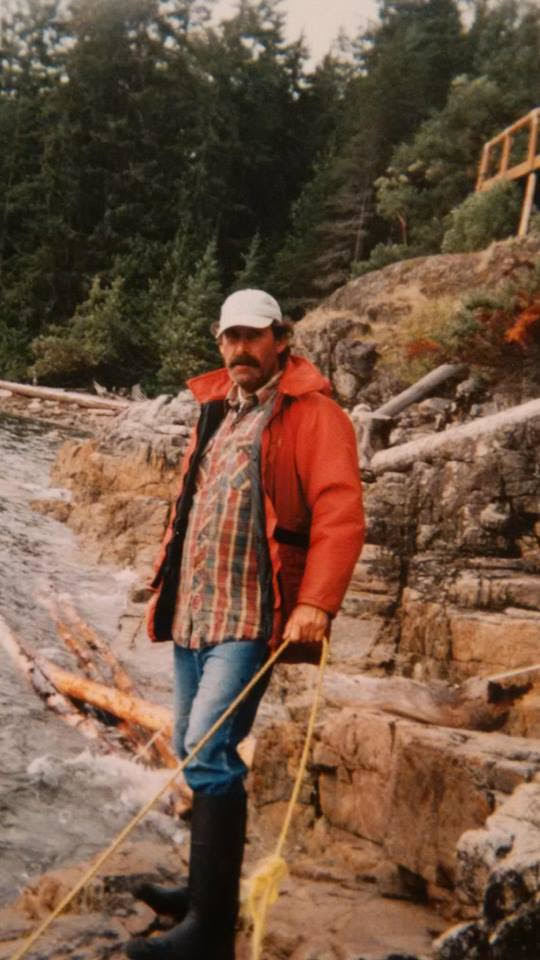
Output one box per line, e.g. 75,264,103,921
504,295,540,348
405,338,441,359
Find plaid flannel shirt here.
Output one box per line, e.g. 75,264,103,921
172,372,281,648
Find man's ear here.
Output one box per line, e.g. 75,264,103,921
276,337,289,356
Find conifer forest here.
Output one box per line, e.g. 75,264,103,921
1,0,539,391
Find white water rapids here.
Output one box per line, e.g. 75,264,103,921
0,413,179,906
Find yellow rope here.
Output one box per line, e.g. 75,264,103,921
244,637,329,960
10,636,293,960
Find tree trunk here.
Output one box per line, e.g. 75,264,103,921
322,666,536,730
356,364,468,468
37,657,174,734
0,379,128,410
376,363,468,418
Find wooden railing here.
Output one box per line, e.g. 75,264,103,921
476,107,539,237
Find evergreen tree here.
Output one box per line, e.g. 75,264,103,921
230,232,266,291
273,0,467,305
0,0,66,371
4,0,536,383
374,56,537,257
31,236,162,386
157,237,222,390
467,0,540,116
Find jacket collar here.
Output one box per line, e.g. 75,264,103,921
186,355,331,404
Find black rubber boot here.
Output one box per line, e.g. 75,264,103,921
131,879,190,920
126,786,247,960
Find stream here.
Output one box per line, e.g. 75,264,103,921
0,412,176,906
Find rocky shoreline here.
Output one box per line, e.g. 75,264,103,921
3,236,540,960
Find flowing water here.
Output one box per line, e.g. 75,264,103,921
0,413,176,906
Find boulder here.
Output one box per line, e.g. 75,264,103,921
294,235,540,408
434,779,540,958
313,709,540,894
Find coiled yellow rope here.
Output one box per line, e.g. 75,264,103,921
244,636,329,960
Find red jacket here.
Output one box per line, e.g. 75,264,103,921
147,355,364,663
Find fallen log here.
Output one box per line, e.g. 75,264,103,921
36,657,254,767
376,363,468,419
0,616,104,740
36,593,178,768
370,397,540,474
46,594,135,694
37,657,173,735
357,363,467,467
321,666,536,731
48,596,178,768
0,378,128,411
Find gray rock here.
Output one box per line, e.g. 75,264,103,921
433,921,488,960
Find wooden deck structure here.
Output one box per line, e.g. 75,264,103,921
476,107,540,237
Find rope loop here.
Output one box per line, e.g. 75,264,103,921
244,636,329,960
243,854,288,960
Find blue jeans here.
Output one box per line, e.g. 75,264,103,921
173,641,271,795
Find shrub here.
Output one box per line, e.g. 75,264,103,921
31,274,156,387
441,181,522,253
377,295,459,384
529,211,540,236
377,267,540,386
0,319,32,381
351,243,422,278
155,238,222,392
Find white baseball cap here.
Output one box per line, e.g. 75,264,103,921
214,288,282,337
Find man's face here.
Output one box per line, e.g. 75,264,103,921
218,325,287,393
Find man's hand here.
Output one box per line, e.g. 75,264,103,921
283,604,329,644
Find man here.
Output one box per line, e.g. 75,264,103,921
127,289,364,960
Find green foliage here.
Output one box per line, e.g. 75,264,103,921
351,243,423,277
156,238,222,392
1,0,540,386
374,74,514,252
283,0,468,301
230,233,266,292
356,0,467,147
0,318,32,381
468,0,540,116
0,0,321,384
378,265,540,386
374,0,540,255
30,273,149,386
441,181,522,253
270,150,340,310
528,212,540,237
30,237,162,385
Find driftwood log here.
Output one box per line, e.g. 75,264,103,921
4,607,535,739
35,658,255,769
0,616,106,741
322,665,538,730
375,364,469,419
370,396,540,474
1,612,253,777
60,598,135,694
0,378,128,411
357,363,468,468
39,594,178,768
37,657,173,734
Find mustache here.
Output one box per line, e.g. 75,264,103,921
230,356,260,368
